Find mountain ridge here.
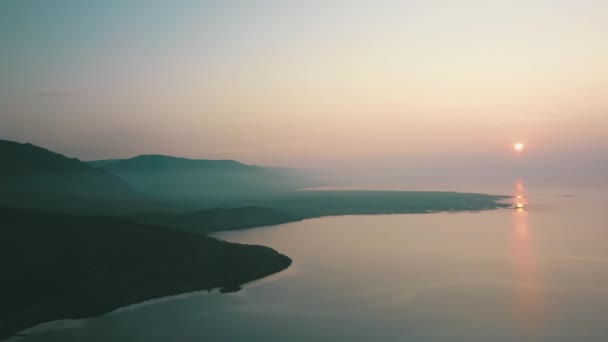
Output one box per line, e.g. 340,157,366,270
90,153,314,200
0,139,150,214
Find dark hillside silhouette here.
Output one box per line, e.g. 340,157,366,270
0,140,151,214
0,139,508,339
0,206,291,339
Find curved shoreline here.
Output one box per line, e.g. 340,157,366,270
0,208,292,341
1,192,509,340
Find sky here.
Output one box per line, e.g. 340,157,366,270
1,1,607,178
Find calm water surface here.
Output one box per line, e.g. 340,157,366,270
12,181,608,341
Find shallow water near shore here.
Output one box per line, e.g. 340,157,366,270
9,181,608,342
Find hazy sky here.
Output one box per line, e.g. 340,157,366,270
1,0,607,171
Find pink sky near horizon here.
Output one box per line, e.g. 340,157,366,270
1,1,607,170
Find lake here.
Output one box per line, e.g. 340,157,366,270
10,180,608,341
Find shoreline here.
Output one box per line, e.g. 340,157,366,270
2,192,509,340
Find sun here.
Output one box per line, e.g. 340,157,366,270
514,142,524,151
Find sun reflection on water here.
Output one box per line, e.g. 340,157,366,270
511,179,544,337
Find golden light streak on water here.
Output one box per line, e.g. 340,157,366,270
511,179,544,337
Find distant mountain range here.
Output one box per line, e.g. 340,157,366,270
0,140,149,214
0,139,314,214
88,154,314,200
